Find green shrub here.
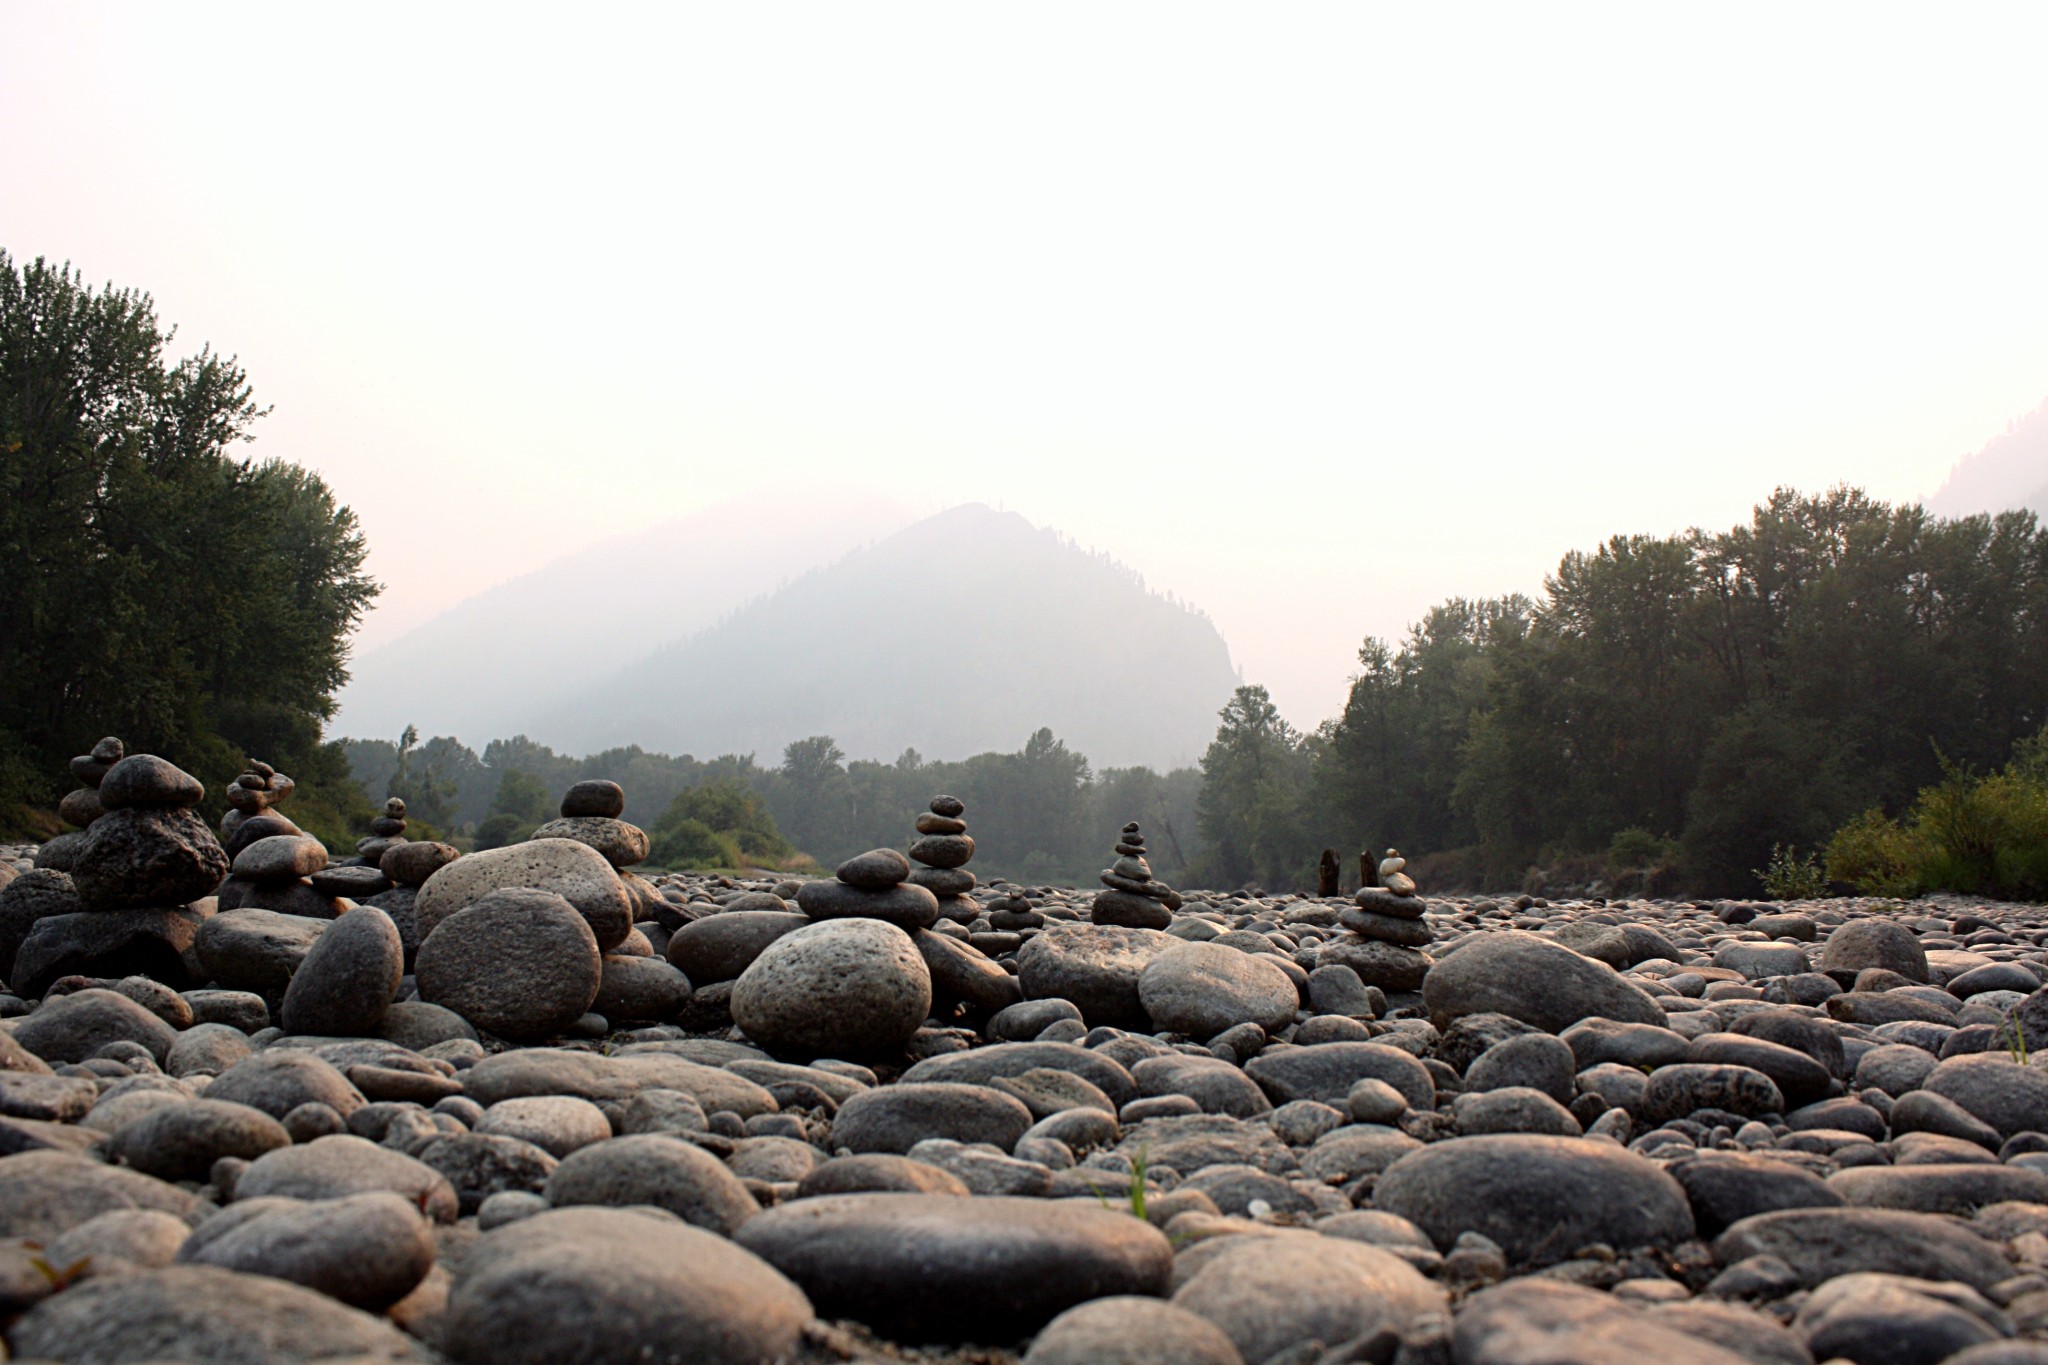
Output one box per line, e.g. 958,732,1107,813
1754,844,1828,900
648,817,742,871
1817,731,2048,901
1607,827,1676,869
1825,809,1924,897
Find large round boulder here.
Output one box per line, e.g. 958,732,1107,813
1373,1133,1696,1262
1422,931,1665,1032
1018,923,1177,1030
440,1206,810,1365
731,918,931,1058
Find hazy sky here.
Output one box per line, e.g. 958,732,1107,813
7,4,2048,731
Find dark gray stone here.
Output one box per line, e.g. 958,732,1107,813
7,1263,422,1363
735,1193,1173,1343
68,806,230,912
1374,1133,1696,1262
103,1098,290,1181
1424,931,1665,1032
279,904,403,1037
832,1081,1034,1154
177,1191,434,1310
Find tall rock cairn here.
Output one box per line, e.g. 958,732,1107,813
1343,848,1429,946
1091,821,1181,929
907,795,978,924
15,746,230,995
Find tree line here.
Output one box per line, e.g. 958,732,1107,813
1190,487,2048,897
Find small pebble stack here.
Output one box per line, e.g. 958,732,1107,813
354,797,410,866
907,795,978,924
53,736,123,843
987,884,1045,930
1091,821,1182,930
794,843,939,932
220,760,298,845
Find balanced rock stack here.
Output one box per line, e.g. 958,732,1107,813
986,886,1044,930
216,831,349,920
794,845,939,932
1331,845,1432,993
220,760,297,845
1091,821,1181,930
529,780,691,1025
354,797,410,865
529,779,666,926
907,795,978,923
48,736,125,858
13,750,229,995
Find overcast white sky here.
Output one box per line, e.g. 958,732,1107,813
6,3,2047,730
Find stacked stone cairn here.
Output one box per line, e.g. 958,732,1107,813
1090,821,1182,930
220,760,298,846
10,745,229,996
986,884,1044,929
1331,845,1432,994
739,817,953,1057
527,781,689,1026
216,825,349,921
43,735,125,868
907,794,978,924
531,779,668,929
354,796,410,865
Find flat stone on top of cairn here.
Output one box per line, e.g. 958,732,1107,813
221,760,299,844
532,780,651,870
1091,822,1181,930
907,795,978,923
797,843,940,933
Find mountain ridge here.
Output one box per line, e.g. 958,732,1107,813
529,503,1243,770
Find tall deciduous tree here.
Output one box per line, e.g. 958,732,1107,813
0,253,379,835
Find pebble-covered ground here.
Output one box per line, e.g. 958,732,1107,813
6,747,2048,1365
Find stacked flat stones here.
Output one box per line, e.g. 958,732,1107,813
12,749,230,996
907,795,979,924
1332,846,1432,994
794,844,939,931
1091,822,1182,930
354,797,410,866
527,781,688,1026
217,827,349,921
46,736,126,867
220,760,298,846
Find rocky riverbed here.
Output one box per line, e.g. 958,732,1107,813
5,755,2048,1365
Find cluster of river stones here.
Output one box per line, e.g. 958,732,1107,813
5,752,2048,1364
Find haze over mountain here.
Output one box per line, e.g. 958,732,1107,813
333,491,917,747
1928,397,2048,520
530,503,1242,771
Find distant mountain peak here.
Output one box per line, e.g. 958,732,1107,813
528,504,1241,770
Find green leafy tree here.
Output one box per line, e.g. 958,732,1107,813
0,253,377,836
